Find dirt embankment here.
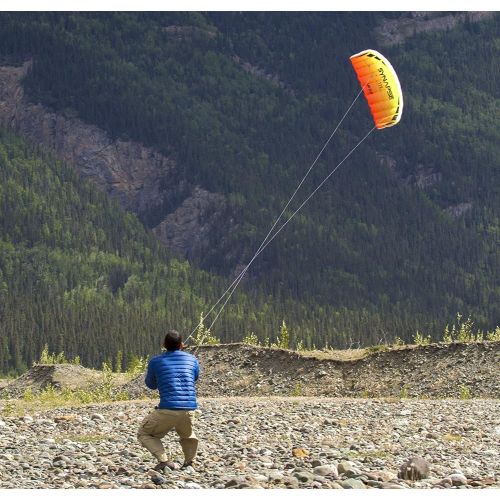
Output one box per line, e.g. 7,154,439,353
2,342,498,400
124,342,499,399
0,364,128,399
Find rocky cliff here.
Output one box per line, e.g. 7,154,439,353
0,62,227,264
374,12,495,46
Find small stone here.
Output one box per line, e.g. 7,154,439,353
341,478,366,489
152,475,166,485
292,447,310,458
90,413,105,421
437,478,452,488
54,415,77,423
398,457,430,480
293,471,315,483
377,470,397,482
313,465,338,478
283,476,300,488
365,480,384,488
338,460,359,477
184,482,202,489
97,483,116,489
448,474,467,486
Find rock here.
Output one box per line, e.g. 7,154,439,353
377,470,397,482
293,471,315,483
54,415,77,423
283,476,300,488
313,465,338,478
292,447,310,458
436,478,452,488
381,483,405,489
184,482,202,489
341,478,366,489
337,460,358,476
448,473,467,486
90,413,105,421
398,457,430,480
151,475,166,485
365,480,384,488
225,477,254,489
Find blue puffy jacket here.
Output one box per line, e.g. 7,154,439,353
145,350,199,410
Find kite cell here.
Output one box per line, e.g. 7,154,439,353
350,49,403,129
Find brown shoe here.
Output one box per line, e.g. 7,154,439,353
153,461,176,472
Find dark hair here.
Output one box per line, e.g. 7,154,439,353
163,330,182,351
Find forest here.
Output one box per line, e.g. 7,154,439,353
0,13,498,373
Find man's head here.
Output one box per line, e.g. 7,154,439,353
163,330,183,351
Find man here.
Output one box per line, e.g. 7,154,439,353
137,330,200,472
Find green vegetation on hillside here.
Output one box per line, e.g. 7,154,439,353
1,129,431,374
0,13,498,370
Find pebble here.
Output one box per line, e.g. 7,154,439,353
341,478,366,489
448,473,468,486
313,465,338,477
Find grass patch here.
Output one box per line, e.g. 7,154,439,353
55,433,114,443
442,433,463,442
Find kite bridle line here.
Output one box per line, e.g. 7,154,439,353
186,85,371,350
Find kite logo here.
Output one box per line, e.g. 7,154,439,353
378,67,394,100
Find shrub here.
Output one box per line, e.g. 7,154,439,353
443,313,483,343
413,331,431,346
295,340,305,352
275,320,290,349
393,337,405,347
126,355,148,376
193,313,220,346
459,384,471,400
242,332,260,346
486,326,500,342
37,343,80,365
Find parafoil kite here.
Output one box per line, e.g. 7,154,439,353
350,49,403,129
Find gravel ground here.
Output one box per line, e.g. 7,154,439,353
0,397,499,489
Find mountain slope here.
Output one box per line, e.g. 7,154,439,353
0,12,498,345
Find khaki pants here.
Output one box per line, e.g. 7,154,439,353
137,409,198,464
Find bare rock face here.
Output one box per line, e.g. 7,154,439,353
445,202,473,218
153,186,227,260
0,62,228,263
375,12,495,47
378,153,442,189
0,63,171,215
